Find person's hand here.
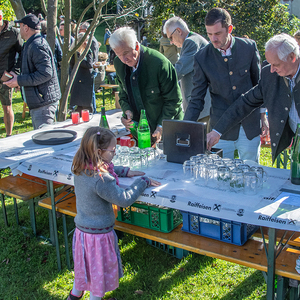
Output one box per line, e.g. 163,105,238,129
207,131,221,151
148,178,161,187
127,170,145,177
3,71,18,88
121,110,133,131
152,126,162,143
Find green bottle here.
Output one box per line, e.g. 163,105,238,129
137,109,151,149
99,107,110,129
122,113,138,139
291,123,300,184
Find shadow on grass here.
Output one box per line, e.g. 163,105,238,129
220,270,266,300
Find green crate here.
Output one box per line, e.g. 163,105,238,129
117,202,182,233
146,239,189,259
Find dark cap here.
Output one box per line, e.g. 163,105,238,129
15,14,41,30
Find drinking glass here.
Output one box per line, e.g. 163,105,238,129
243,171,259,195
233,158,244,166
230,168,244,193
205,164,219,188
217,166,231,190
119,146,130,167
142,147,156,165
71,112,80,124
250,166,268,189
81,109,89,122
130,152,142,169
194,162,206,186
237,164,250,173
156,142,167,161
183,160,195,179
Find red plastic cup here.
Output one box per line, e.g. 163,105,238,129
71,112,80,124
120,136,136,147
81,109,89,122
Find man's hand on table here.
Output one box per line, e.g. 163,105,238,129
207,130,221,150
121,110,134,131
152,126,162,143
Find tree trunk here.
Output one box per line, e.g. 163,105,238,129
46,0,58,53
9,0,26,19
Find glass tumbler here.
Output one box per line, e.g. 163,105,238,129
230,168,244,193
243,171,259,195
183,160,196,179
237,164,250,173
217,166,231,190
119,146,130,167
250,166,268,189
205,164,219,188
194,162,206,186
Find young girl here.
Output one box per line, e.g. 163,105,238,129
68,126,160,300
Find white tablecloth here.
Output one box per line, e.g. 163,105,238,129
2,109,300,231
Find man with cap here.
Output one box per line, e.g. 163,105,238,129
4,14,61,129
0,9,23,137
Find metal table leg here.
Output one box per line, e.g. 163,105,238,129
1,193,8,226
47,180,61,271
266,227,276,299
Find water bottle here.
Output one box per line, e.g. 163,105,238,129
291,123,300,184
137,109,151,149
99,107,110,129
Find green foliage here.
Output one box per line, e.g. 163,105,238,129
148,0,300,59
0,0,15,20
21,0,43,16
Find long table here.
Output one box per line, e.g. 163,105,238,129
1,111,300,299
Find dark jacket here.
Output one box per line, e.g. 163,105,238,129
69,50,94,109
213,64,298,163
114,45,183,133
17,33,61,110
41,33,62,69
184,36,261,141
0,20,23,76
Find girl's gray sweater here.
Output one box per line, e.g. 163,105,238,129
74,166,149,233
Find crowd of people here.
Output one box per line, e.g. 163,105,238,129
1,6,300,300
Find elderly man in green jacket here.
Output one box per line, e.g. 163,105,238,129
109,26,183,143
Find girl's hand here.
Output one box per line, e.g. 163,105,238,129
149,178,161,187
127,170,145,177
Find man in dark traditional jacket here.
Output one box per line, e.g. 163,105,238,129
109,26,183,143
207,33,300,164
184,7,266,162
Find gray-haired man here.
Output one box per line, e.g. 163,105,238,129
207,33,300,163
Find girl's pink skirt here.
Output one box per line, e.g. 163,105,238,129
72,228,123,297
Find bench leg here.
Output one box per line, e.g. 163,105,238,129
102,89,105,107
276,276,288,300
28,198,37,236
13,198,19,226
62,214,71,270
1,193,8,227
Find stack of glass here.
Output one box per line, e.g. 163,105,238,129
183,154,268,195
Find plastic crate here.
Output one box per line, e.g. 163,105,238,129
117,202,182,233
146,239,189,259
181,211,258,246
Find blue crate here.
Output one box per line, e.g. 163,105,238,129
181,211,258,246
146,239,189,259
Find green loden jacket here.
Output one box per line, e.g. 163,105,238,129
114,45,183,133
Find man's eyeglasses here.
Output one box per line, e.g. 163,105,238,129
168,28,177,41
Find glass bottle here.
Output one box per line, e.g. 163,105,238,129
99,107,110,129
291,123,300,184
122,113,138,139
137,109,151,149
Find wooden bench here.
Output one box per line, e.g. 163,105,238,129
38,193,300,299
0,174,62,235
22,102,29,119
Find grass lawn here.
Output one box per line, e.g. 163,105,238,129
0,91,280,299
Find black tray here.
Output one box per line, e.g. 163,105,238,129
32,130,77,145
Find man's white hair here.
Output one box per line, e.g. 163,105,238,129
163,16,189,35
265,33,300,61
109,27,137,50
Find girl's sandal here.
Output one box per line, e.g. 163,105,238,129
66,291,84,300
